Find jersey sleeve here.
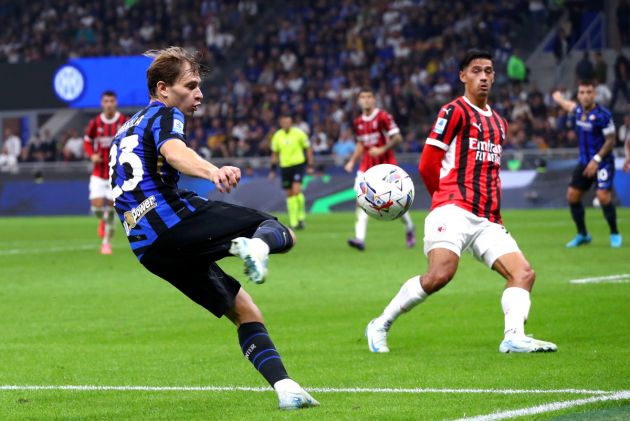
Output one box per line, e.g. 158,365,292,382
380,112,400,137
153,107,186,151
83,118,96,155
425,104,463,151
599,110,616,137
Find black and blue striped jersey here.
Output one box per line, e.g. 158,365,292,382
109,101,207,260
573,104,616,166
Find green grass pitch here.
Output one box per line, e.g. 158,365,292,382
0,209,629,420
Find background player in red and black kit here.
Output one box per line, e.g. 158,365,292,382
344,88,415,250
365,50,557,354
84,90,127,254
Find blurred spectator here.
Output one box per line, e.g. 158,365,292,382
610,51,630,110
575,50,594,82
0,144,18,173
618,113,630,147
40,129,58,162
2,128,22,162
310,125,330,156
553,28,570,63
26,132,46,162
617,0,630,45
63,129,84,161
332,128,355,160
594,78,612,105
593,51,608,85
206,118,229,157
507,50,527,86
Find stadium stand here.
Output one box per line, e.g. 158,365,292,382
0,0,627,165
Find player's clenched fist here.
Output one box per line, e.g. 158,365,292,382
210,166,241,193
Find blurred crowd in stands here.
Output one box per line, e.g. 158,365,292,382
0,0,629,171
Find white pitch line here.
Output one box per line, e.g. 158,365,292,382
570,273,630,284
0,385,624,395
0,244,97,255
454,391,630,421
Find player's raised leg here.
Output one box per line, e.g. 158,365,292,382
566,186,591,247
226,288,319,410
366,248,457,352
493,252,557,353
230,219,295,284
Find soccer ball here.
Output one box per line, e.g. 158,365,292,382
356,164,414,221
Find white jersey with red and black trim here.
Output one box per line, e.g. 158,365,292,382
424,96,507,224
353,108,400,172
84,111,127,179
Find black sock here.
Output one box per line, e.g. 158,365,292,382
253,220,293,253
570,202,587,235
601,202,619,234
238,322,289,386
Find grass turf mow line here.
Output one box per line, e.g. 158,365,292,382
1,385,628,395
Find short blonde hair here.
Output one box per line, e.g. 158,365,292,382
144,46,204,97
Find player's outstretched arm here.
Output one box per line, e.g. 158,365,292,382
624,138,630,172
552,90,577,113
160,138,240,192
344,141,363,173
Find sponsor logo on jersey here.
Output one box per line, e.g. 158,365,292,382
470,138,502,164
434,117,447,134
358,132,381,146
576,120,593,131
123,195,157,234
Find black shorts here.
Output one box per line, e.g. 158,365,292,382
140,200,275,318
280,163,306,189
569,161,615,191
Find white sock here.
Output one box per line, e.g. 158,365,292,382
501,287,531,338
380,276,427,325
401,212,414,231
251,237,270,256
273,378,299,392
355,208,368,241
103,208,116,244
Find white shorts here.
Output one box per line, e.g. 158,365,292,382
423,204,520,268
89,175,114,201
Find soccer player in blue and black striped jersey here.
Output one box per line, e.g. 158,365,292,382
109,47,318,410
553,81,622,248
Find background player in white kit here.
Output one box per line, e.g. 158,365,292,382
344,88,415,251
84,91,127,254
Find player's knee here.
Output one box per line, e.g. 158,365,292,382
596,190,612,205
91,206,105,218
567,189,581,205
422,269,455,294
513,266,535,289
